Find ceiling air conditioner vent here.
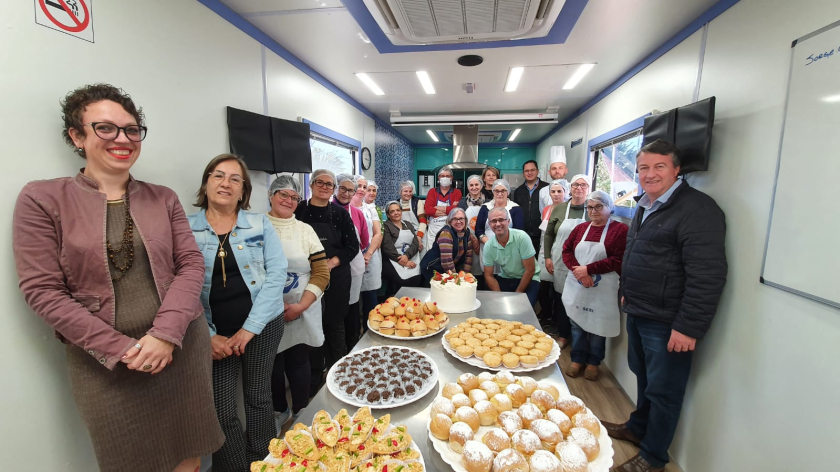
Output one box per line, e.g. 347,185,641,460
365,0,566,45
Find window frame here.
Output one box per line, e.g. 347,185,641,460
302,119,361,199
586,115,648,219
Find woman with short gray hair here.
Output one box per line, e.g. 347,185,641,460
560,190,628,381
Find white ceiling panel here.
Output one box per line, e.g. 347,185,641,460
220,0,720,143
223,0,344,14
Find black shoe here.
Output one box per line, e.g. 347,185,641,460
541,323,560,336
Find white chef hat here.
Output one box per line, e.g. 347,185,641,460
549,146,567,164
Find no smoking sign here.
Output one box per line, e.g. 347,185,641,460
35,0,94,42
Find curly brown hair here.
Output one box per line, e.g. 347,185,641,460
61,84,144,158
194,154,252,212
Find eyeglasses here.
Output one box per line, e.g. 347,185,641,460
571,183,589,189
450,217,466,223
493,189,508,195
586,204,605,212
312,180,335,190
337,186,355,194
208,171,244,188
489,218,508,225
85,122,148,142
274,191,301,203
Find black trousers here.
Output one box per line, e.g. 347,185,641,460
272,343,312,414
345,301,361,350
212,316,284,472
310,266,350,395
538,280,554,319
381,257,424,297
553,288,572,339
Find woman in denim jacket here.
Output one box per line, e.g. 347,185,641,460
188,154,287,472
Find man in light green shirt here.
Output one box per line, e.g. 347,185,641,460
483,207,541,306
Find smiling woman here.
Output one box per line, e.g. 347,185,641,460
12,84,225,472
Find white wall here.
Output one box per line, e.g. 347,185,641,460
0,1,375,470
536,1,840,470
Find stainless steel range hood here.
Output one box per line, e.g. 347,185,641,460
447,125,487,171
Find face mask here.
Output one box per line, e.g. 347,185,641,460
439,177,452,187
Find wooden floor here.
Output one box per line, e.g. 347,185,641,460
555,339,684,472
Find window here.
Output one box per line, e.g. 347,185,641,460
310,133,356,177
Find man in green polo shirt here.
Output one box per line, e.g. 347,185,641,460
483,207,541,306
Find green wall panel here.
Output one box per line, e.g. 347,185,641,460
413,147,535,181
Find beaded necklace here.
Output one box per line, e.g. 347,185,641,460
106,192,134,282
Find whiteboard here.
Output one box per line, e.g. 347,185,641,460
761,20,840,309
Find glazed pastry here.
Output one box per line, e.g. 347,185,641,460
458,373,480,393
530,390,556,414
528,419,562,449
492,448,528,472
536,382,560,401
555,395,585,418
442,383,464,399
504,383,527,408
451,393,471,409
528,450,562,472
511,429,541,456
468,388,489,405
430,413,453,440
571,412,601,437
482,427,512,453
479,380,501,397
473,400,498,426
430,397,455,418
554,442,588,472
516,376,538,396
545,409,572,436
516,403,543,428
448,421,474,453
490,393,513,413
497,410,523,436
454,406,481,432
565,427,600,461
462,440,494,472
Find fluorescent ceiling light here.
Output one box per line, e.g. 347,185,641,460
822,93,840,103
356,73,384,96
563,64,595,90
426,130,439,142
416,71,436,94
358,32,370,44
505,67,524,92
509,129,522,142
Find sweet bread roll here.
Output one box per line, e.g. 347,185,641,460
520,355,539,367
473,400,498,426
511,429,541,456
529,349,548,361
399,296,412,304
462,440,494,472
516,403,543,428
450,338,466,348
571,412,600,437
536,382,561,401
496,411,523,436
474,333,490,341
530,390,556,414
478,372,495,382
534,342,552,353
379,304,395,315
546,409,572,436
458,373,480,393
430,397,455,418
396,317,410,329
379,320,395,335
492,332,509,342
554,443,588,472
454,406,480,432
555,395,585,418
502,353,520,368
504,383,527,408
481,428,511,453
468,388,488,406
434,312,449,325
430,413,453,440
516,376,538,396
506,335,522,343
528,418,562,449
425,317,440,332
494,370,516,387
448,421,473,453
369,311,384,329
490,346,509,355
498,340,516,350
481,338,498,348
410,319,428,337
510,346,529,357
466,338,483,348
473,346,491,359
395,304,406,316
565,427,600,461
516,340,535,350
442,383,464,399
451,393,471,409
493,448,528,472
456,345,474,357
490,393,513,413
423,301,438,314
395,329,411,338
529,450,563,472
479,380,501,397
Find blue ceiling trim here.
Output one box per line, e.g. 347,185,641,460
342,0,589,54
414,143,536,149
194,0,411,144
536,0,741,145
304,119,363,149
587,115,647,151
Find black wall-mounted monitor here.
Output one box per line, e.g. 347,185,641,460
226,107,312,173
642,96,716,174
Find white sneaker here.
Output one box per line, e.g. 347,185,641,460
274,409,292,434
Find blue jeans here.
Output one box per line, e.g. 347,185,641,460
626,315,694,468
495,277,540,307
569,319,606,366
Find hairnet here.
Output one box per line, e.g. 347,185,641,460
399,180,415,193
549,179,570,198
269,175,301,197
310,169,335,186
569,174,592,188
587,190,614,211
492,179,511,194
466,174,483,187
334,173,356,193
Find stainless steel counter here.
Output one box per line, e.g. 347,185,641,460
296,288,569,471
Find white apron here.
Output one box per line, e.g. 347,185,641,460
537,207,553,283
424,191,454,255
389,223,421,279
349,223,365,304
277,239,324,353
551,203,588,294
360,203,382,291
402,200,426,260
465,204,483,276
561,220,621,337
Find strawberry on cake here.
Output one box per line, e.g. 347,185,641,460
430,270,478,313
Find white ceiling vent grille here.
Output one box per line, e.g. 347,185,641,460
443,131,504,142
364,0,566,45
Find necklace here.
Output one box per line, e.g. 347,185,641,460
216,231,231,287
106,192,134,282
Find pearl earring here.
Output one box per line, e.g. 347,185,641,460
77,147,83,152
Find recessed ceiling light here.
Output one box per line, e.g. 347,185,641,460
563,64,595,90
505,67,524,92
358,32,370,44
457,55,484,67
416,71,436,94
356,73,384,96
426,130,439,142
822,93,840,103
509,129,521,142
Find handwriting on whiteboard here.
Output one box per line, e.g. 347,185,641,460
805,47,837,66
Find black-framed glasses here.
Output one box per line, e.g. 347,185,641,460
85,122,147,142
586,204,605,212
208,171,244,188
337,186,355,194
493,189,508,195
312,179,335,190
489,218,508,225
274,190,302,203
571,183,589,189
450,217,467,223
